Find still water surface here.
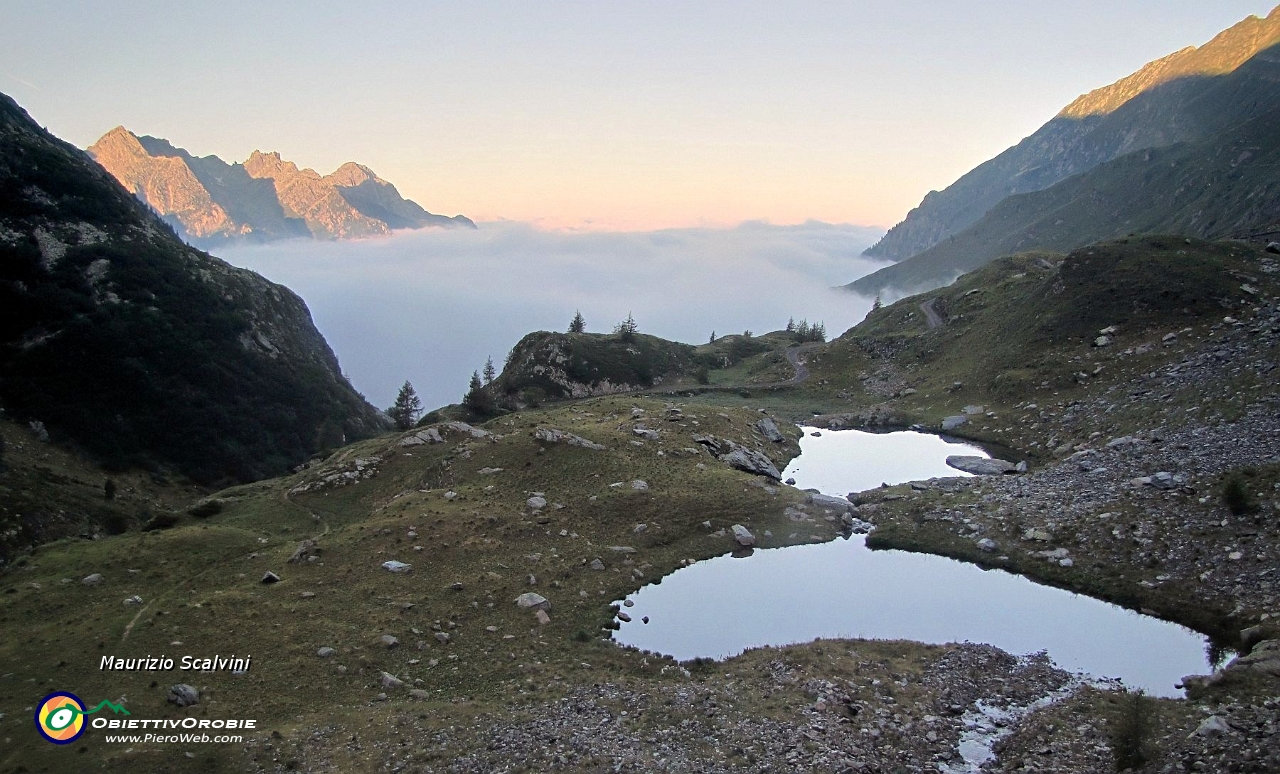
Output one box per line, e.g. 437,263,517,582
613,428,1215,697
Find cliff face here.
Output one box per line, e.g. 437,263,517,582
87,129,475,246
0,92,388,484
865,7,1280,262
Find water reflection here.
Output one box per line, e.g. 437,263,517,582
613,535,1211,697
614,428,1216,697
780,426,989,494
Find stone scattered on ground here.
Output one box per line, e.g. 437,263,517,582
167,684,199,707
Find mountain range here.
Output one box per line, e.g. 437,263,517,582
851,6,1280,296
0,93,386,486
87,127,474,246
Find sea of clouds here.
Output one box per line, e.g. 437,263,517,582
217,220,888,412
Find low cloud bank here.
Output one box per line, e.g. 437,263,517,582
218,221,888,411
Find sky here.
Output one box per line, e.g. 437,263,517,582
1,1,1275,231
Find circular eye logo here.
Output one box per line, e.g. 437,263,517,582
35,692,86,744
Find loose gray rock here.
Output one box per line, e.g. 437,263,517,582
731,524,756,547
535,609,551,626
976,538,998,552
962,405,985,415
123,595,143,606
434,632,450,644
381,560,413,573
631,480,649,491
588,558,606,571
945,456,1016,475
719,445,781,480
632,427,660,441
755,417,786,443
380,672,406,689
527,496,547,509
808,493,853,512
1191,715,1231,738
81,573,104,586
168,684,199,707
317,647,337,658
380,634,399,648
398,427,443,446
515,592,551,612
261,571,281,584
534,427,606,450
941,415,968,431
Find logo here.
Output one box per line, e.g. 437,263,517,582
34,692,130,744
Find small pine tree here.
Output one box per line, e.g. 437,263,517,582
1109,690,1154,771
813,322,826,342
615,313,638,342
568,310,586,333
872,295,883,311
483,356,496,385
709,331,716,343
742,330,752,338
785,317,795,333
388,380,423,430
463,371,494,415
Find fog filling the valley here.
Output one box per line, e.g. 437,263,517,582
217,221,888,412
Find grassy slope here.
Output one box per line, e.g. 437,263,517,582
816,237,1274,444
0,397,833,771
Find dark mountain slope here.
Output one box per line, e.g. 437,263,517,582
0,93,387,485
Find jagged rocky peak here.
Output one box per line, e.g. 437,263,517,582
87,131,475,245
327,161,382,187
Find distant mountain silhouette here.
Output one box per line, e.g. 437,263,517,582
88,128,474,246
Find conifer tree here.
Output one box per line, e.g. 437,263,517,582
483,356,496,384
615,313,638,342
568,310,586,333
388,380,423,430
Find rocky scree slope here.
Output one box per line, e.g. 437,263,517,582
88,126,474,245
0,92,386,485
863,6,1280,264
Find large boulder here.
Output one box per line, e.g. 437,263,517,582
731,524,756,547
515,592,551,612
945,456,1017,475
533,427,606,450
808,493,854,512
755,417,786,443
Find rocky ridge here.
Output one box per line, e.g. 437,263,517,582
88,127,474,245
